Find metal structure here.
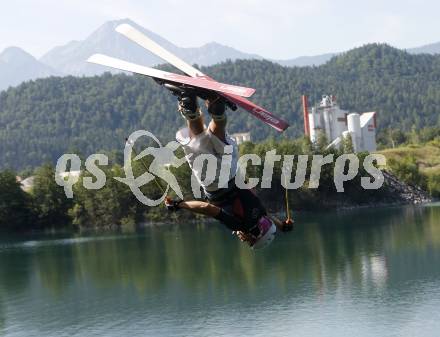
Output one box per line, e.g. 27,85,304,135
302,95,377,152
231,132,251,145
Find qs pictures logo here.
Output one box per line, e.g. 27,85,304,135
55,130,386,206
55,130,188,206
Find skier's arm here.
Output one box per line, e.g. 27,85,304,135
165,198,244,231
165,198,221,217
179,200,221,217
269,215,294,232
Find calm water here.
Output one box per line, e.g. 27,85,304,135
1,204,440,337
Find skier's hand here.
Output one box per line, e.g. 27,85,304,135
164,197,183,212
234,231,257,247
281,218,294,232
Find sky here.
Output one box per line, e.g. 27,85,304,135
1,0,439,59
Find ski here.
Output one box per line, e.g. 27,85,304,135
221,94,290,132
87,54,256,98
114,23,289,132
116,23,205,78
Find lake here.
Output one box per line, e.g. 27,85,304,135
1,204,440,337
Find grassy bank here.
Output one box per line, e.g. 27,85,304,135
378,140,440,197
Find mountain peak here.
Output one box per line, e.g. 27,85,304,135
38,18,263,76
0,47,60,91
93,18,140,34
329,43,404,64
0,46,36,63
203,41,224,48
39,18,180,76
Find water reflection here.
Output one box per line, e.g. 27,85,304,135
1,205,439,296
0,204,439,336
0,291,4,335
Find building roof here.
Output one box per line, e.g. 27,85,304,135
360,112,376,128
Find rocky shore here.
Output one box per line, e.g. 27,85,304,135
382,170,432,204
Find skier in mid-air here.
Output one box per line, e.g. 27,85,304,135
165,91,293,249
88,23,292,248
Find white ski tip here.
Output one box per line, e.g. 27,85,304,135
116,23,134,34
87,54,105,64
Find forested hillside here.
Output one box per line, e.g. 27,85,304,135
1,43,440,170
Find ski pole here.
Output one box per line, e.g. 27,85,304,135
283,167,292,221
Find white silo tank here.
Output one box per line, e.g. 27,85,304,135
309,113,316,142
312,107,320,129
323,108,332,141
347,113,362,152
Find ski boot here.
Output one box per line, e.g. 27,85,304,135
206,95,227,122
163,83,201,120
163,82,236,120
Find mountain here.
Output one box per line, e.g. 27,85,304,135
279,40,440,67
0,47,60,91
177,41,262,66
39,18,262,76
40,17,335,75
409,42,440,55
40,19,172,76
3,17,439,90
277,53,337,67
1,43,440,170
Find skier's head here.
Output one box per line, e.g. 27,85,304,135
252,216,277,249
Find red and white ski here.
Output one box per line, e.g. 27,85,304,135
87,54,255,98
103,23,289,131
221,94,289,132
116,23,289,131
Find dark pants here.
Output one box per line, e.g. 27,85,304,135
209,186,267,235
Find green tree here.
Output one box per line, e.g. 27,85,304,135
427,174,440,198
31,164,72,228
388,156,427,189
0,171,33,231
342,134,354,153
69,165,142,227
388,129,407,148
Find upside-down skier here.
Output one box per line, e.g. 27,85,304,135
164,91,293,249
87,23,293,249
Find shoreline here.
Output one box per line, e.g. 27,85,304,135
2,200,438,238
